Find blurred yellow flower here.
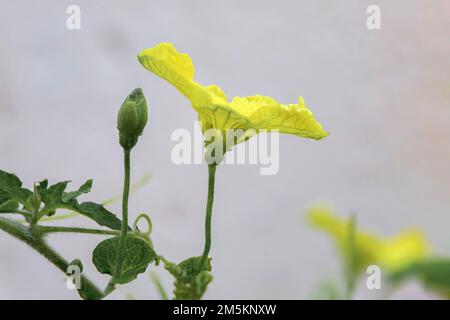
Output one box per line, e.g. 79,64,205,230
138,43,328,146
307,205,428,272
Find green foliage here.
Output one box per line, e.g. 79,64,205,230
389,258,450,297
38,179,122,230
92,236,157,284
76,202,123,231
0,199,19,213
0,170,34,210
164,256,213,300
63,179,93,202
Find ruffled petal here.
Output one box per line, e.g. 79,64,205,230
139,43,328,142
139,43,249,132
138,43,197,99
230,95,328,140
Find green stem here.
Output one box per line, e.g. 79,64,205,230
198,164,217,273
121,149,131,241
37,226,119,236
103,280,116,297
114,148,132,277
37,225,148,242
0,216,104,300
0,209,32,219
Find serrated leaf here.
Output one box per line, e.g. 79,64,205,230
38,179,48,190
92,236,156,284
39,180,123,230
76,202,123,230
0,170,22,189
165,256,213,300
40,181,70,213
0,170,33,209
63,179,93,202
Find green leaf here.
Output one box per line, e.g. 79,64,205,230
0,170,22,189
63,179,93,202
92,236,157,284
0,200,20,213
389,258,450,296
76,202,123,230
0,170,33,209
40,181,70,214
0,190,10,205
38,180,123,230
165,256,213,300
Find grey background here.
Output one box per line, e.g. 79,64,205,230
0,1,449,299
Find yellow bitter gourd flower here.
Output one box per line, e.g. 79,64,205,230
138,43,328,151
307,204,428,273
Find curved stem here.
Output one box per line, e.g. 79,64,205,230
0,216,104,300
198,164,217,273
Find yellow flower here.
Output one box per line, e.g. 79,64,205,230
307,204,428,272
138,43,328,145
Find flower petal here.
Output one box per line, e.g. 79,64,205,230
198,86,249,132
138,43,198,99
230,95,328,140
139,43,248,131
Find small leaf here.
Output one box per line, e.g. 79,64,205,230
63,179,93,202
40,181,70,213
76,202,123,230
0,170,33,209
92,236,157,284
39,180,123,230
38,179,48,190
0,170,22,189
165,256,213,300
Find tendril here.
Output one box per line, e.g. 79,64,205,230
133,213,152,237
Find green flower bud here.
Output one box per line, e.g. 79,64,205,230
117,88,148,150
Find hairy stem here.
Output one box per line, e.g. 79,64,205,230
198,164,217,272
121,149,131,240
114,148,132,277
0,216,104,300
